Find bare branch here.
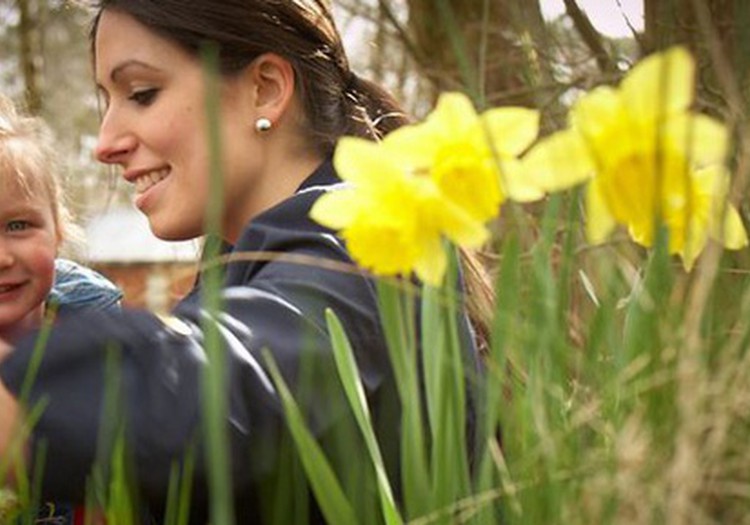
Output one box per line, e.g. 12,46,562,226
376,0,427,70
563,0,617,74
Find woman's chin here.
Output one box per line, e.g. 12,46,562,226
148,218,201,242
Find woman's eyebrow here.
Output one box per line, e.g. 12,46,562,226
109,59,162,83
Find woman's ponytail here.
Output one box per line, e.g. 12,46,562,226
342,72,411,141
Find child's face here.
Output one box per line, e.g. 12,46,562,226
0,178,58,339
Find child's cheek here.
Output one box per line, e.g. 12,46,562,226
31,246,58,297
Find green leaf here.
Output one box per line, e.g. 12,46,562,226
475,234,523,523
262,349,358,525
426,248,470,513
199,42,233,525
325,309,403,525
376,280,431,517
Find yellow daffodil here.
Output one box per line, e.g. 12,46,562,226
524,46,747,268
310,137,488,285
384,92,543,222
311,92,544,286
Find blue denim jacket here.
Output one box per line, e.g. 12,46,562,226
47,259,123,314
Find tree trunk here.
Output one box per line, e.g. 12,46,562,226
403,0,551,108
563,0,617,74
16,0,42,114
644,0,749,117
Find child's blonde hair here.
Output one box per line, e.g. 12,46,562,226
0,94,80,249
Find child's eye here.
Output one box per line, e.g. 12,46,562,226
6,220,30,232
129,88,159,106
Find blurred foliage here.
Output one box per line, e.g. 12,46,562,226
0,0,125,221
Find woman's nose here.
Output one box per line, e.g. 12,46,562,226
95,112,137,165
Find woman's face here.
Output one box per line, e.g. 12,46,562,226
94,9,260,241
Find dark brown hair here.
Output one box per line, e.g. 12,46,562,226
88,0,494,351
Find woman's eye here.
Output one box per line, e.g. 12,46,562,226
6,220,30,232
129,88,159,106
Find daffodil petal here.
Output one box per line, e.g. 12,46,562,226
665,113,729,167
481,107,540,156
570,86,624,142
428,92,479,137
680,237,705,271
309,188,362,229
586,180,616,244
502,158,545,202
334,137,399,185
620,46,694,121
691,165,742,248
713,205,749,249
523,129,596,192
690,164,728,203
438,201,490,247
414,236,447,286
382,124,440,172
344,222,416,277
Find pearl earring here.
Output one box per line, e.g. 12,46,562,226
255,117,272,133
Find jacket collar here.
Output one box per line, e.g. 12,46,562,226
296,158,338,192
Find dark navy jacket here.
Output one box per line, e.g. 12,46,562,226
0,161,477,523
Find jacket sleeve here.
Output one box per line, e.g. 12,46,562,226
48,258,124,313
0,253,388,508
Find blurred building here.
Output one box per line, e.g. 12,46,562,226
84,206,200,311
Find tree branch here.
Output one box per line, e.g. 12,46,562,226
563,0,617,74
376,0,427,71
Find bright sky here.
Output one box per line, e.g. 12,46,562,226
541,0,644,38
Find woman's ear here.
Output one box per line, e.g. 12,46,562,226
245,53,296,128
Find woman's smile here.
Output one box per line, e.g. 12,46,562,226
132,167,170,194
128,166,171,210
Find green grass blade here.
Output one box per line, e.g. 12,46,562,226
163,444,195,525
427,250,471,515
325,309,403,525
262,349,358,525
421,281,444,439
377,280,431,517
199,42,233,525
475,233,523,524
376,280,413,398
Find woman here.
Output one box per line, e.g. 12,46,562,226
0,1,488,522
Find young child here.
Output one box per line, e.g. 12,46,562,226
0,94,121,338
0,94,121,523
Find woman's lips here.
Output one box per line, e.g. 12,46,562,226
132,168,171,211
